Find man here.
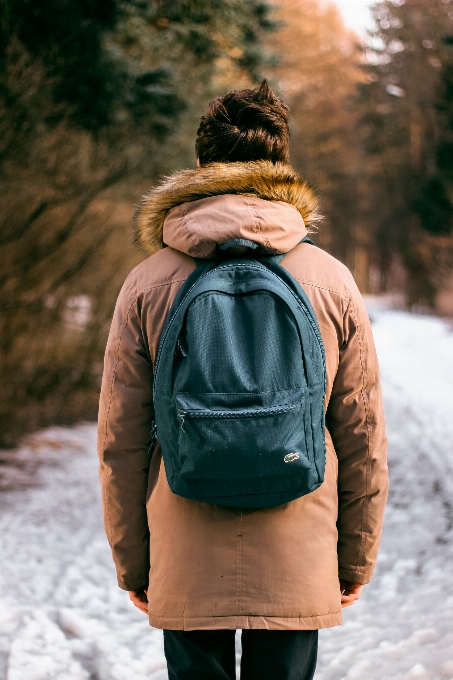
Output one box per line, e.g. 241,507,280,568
98,81,388,679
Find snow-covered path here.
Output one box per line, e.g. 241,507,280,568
0,307,452,680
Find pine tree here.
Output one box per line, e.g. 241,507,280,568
359,0,453,305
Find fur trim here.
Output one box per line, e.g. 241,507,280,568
135,161,320,255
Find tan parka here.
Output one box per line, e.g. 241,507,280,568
98,161,388,631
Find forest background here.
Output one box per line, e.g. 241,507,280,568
1,0,453,446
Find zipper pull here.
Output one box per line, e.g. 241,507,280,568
176,338,188,357
177,410,186,435
148,422,158,455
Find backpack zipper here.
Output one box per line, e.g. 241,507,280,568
177,401,303,422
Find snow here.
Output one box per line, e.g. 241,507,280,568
0,305,452,680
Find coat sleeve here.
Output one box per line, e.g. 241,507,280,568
326,286,388,585
97,276,154,591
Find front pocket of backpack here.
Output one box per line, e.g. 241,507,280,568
175,393,310,495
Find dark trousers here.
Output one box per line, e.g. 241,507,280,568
163,629,318,680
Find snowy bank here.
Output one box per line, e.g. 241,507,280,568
0,306,452,680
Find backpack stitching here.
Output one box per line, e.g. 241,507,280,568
177,388,303,396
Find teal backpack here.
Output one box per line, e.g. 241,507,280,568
152,238,326,508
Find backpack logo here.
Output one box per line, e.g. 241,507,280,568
284,452,300,463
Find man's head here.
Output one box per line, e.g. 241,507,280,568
195,80,290,166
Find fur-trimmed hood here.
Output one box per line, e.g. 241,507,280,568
135,161,320,258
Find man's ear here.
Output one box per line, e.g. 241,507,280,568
196,157,201,169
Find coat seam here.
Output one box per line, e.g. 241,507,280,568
151,611,342,620
246,197,260,238
101,296,137,455
148,612,343,630
298,279,374,575
180,205,200,251
349,302,373,574
294,278,352,301
100,295,138,568
101,480,121,575
247,196,272,250
339,566,370,574
236,509,243,617
134,277,190,298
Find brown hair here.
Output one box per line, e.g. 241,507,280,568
195,80,290,165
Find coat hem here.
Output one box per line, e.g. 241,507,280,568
148,611,342,631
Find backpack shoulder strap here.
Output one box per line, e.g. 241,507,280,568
266,235,315,264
